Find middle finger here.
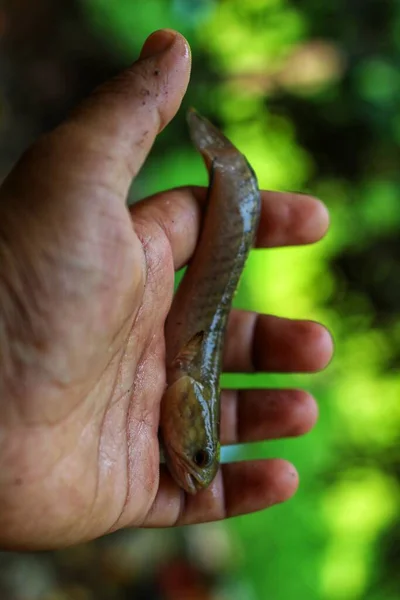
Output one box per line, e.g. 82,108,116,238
220,388,318,446
223,310,333,373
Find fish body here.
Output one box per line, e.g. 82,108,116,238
159,108,261,494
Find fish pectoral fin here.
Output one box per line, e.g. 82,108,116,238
171,331,204,373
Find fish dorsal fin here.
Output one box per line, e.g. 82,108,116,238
171,331,204,373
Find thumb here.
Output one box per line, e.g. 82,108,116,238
11,29,191,204
68,29,191,194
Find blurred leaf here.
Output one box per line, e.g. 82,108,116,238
355,59,400,105
172,0,216,24
81,0,192,58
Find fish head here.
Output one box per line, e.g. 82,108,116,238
160,375,220,494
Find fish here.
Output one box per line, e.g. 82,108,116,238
159,108,261,494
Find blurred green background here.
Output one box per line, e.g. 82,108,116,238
0,0,399,599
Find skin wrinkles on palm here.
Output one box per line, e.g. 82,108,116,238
0,29,332,550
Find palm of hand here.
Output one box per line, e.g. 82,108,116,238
0,157,179,545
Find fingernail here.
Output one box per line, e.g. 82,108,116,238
139,29,177,60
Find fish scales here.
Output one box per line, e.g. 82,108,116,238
159,108,261,494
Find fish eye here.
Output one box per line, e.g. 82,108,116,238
193,449,211,468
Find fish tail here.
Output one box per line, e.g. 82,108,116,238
186,108,236,167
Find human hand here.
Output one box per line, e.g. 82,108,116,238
0,29,332,550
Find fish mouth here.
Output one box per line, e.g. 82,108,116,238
166,447,206,495
182,471,199,495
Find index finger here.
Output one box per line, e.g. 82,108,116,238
131,187,329,270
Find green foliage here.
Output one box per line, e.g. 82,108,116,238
355,58,400,106
195,0,307,73
81,0,194,58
